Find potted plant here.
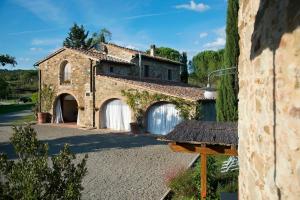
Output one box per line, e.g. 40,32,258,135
130,109,143,134
38,84,55,123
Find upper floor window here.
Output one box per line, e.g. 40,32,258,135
167,69,172,81
144,65,149,77
109,66,114,73
60,61,71,84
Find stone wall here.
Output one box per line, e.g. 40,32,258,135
39,49,94,127
238,0,300,199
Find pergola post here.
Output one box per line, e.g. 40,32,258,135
201,153,207,200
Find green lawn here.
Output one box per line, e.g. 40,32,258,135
12,114,36,125
0,103,34,115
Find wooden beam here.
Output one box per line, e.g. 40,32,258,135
168,142,238,156
201,153,207,200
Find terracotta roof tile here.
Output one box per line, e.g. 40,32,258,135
34,47,135,66
105,43,182,65
98,74,206,101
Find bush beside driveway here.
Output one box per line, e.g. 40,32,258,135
0,125,197,200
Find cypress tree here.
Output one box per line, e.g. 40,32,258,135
180,52,188,83
216,0,239,122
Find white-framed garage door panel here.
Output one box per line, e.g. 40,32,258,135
147,103,182,135
104,99,131,131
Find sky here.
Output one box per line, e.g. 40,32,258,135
0,0,227,69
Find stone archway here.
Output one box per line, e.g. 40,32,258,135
145,101,182,135
53,93,78,123
99,98,131,131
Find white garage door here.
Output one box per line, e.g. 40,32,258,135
104,99,131,131
147,103,182,135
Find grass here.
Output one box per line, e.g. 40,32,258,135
0,103,34,115
12,114,36,125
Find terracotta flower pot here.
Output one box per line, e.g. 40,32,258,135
37,112,48,124
130,122,140,134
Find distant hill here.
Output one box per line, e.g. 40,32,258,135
0,69,38,99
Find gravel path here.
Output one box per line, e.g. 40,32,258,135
0,125,197,200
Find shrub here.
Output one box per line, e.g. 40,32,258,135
167,156,238,200
0,125,88,199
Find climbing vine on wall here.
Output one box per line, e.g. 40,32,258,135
121,89,201,122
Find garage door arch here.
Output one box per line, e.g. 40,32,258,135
146,102,182,135
100,98,131,131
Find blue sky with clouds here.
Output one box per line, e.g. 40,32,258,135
0,0,227,69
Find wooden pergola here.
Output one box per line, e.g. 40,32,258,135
163,120,238,200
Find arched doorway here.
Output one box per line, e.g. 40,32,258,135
101,99,131,131
54,94,78,123
146,102,182,135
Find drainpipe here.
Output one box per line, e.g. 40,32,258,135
89,59,95,128
138,52,142,80
38,68,42,112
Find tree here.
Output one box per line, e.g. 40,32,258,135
146,47,181,62
91,28,112,47
63,23,93,49
0,54,17,66
0,125,88,199
216,0,239,122
0,77,9,99
180,52,188,83
190,50,224,86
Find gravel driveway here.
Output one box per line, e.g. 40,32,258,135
0,125,197,200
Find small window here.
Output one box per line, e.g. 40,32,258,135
144,65,149,77
109,66,114,73
167,69,172,80
60,61,71,84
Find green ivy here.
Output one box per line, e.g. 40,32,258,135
121,89,201,122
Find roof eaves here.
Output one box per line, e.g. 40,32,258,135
34,48,65,66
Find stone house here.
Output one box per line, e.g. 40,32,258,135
35,43,213,134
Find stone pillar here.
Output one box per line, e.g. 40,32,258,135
238,0,300,199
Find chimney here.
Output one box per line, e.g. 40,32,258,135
150,44,156,56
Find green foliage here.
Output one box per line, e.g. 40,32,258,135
180,52,189,83
63,23,93,49
0,69,38,99
0,54,17,67
121,89,199,123
0,77,9,99
0,125,88,199
91,28,112,46
216,76,238,122
191,49,224,87
168,157,238,200
40,84,55,112
31,92,38,104
146,47,181,62
0,103,34,115
168,169,198,200
216,0,239,122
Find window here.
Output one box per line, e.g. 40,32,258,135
60,61,71,84
167,69,172,80
144,65,149,77
109,66,114,73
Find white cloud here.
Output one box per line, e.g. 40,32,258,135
199,32,208,38
203,37,225,50
31,38,62,46
13,0,67,23
30,47,43,52
123,11,181,20
175,1,209,12
214,26,226,38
